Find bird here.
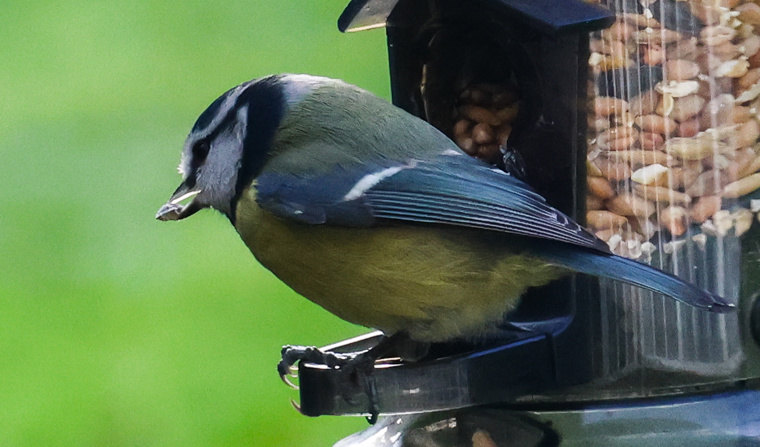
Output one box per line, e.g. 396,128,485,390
156,73,732,369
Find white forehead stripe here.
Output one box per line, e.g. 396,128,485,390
195,82,251,137
343,160,418,201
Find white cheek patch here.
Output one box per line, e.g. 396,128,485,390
194,105,248,214
343,160,418,201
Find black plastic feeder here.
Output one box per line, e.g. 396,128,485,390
291,0,760,443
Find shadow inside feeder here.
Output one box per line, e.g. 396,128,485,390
420,24,536,166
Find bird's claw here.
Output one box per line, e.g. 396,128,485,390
279,344,358,372
290,398,303,414
279,371,299,390
277,344,360,401
277,353,300,390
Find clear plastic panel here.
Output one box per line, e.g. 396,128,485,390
583,0,757,389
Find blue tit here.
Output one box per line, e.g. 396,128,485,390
157,74,732,344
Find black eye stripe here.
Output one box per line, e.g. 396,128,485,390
188,105,237,172
191,140,211,166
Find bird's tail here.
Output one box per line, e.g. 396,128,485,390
530,241,734,313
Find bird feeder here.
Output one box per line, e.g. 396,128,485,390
292,0,760,443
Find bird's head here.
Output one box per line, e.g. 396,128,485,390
156,74,333,222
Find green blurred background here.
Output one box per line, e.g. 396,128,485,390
1,1,390,445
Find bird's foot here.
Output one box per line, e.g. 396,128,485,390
277,344,358,388
277,344,380,423
278,334,410,424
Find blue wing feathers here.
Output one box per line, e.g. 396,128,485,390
367,192,598,247
529,241,731,311
363,156,608,252
256,153,607,251
256,170,375,226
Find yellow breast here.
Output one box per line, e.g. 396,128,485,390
234,189,562,342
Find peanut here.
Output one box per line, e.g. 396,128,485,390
635,114,678,134
472,123,494,144
737,3,760,26
715,59,750,78
587,210,629,230
669,95,706,122
736,119,760,148
595,97,629,116
606,193,657,218
635,184,692,205
743,35,760,58
700,26,737,46
690,195,723,223
629,90,658,116
588,176,616,199
631,163,669,185
665,59,700,81
597,159,633,181
659,206,689,236
723,172,760,198
639,132,664,150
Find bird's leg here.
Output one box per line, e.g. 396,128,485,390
278,332,412,424
340,333,409,424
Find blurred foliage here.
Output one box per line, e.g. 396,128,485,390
0,0,390,445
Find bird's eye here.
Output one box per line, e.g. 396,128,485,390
192,140,211,163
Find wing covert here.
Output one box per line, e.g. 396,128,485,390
254,151,609,253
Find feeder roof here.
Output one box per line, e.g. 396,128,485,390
339,0,614,35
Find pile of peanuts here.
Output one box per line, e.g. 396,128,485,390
452,83,520,163
586,0,760,259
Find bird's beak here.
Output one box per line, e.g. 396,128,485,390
156,181,203,221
